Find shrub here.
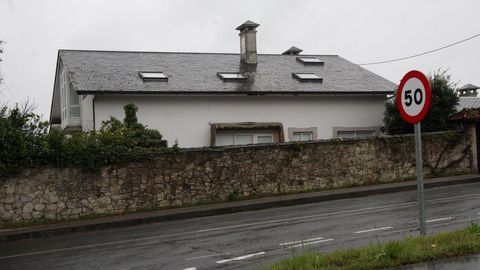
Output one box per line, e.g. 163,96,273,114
0,103,167,179
0,104,49,177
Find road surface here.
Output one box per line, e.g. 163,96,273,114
0,182,479,270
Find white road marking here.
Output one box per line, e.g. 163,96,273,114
216,251,266,264
288,238,334,248
186,254,222,260
182,268,197,270
279,237,324,246
186,249,242,261
426,217,454,223
354,226,393,234
0,193,479,260
192,193,479,234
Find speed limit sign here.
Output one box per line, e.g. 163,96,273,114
397,70,432,124
397,70,431,236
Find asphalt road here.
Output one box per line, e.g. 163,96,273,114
0,182,479,270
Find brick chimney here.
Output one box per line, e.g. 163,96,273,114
236,20,260,64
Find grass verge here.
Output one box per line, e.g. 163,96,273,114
265,223,480,270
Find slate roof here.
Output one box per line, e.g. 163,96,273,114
58,50,397,95
458,97,480,110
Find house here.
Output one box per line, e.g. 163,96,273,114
457,84,480,110
49,20,397,148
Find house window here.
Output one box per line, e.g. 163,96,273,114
337,130,376,139
257,135,274,143
60,68,68,126
69,86,80,118
296,57,324,65
333,126,380,139
211,122,284,147
288,127,317,142
292,73,323,82
216,133,274,146
292,132,313,141
217,72,246,81
60,66,80,129
139,71,168,81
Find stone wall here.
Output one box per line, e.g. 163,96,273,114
0,129,476,223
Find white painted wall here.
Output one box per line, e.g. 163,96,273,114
80,94,94,131
91,95,386,147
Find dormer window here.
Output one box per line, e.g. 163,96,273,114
139,72,168,81
217,72,246,81
292,73,323,82
296,57,324,65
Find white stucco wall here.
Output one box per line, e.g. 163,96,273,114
90,95,386,147
80,94,94,131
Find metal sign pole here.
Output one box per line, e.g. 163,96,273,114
414,122,426,235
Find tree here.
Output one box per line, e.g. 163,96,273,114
0,40,4,84
0,103,49,177
384,69,459,134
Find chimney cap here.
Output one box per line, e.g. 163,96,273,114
457,84,480,91
236,20,260,31
282,46,303,55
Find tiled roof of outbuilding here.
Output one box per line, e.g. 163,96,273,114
58,50,397,95
449,108,480,122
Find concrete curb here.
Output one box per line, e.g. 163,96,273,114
0,174,478,242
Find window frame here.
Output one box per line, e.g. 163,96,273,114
288,127,318,142
257,134,274,144
333,126,381,139
139,71,168,81
216,133,274,146
292,132,313,141
292,73,323,82
217,72,247,81
69,86,80,119
296,57,324,65
59,65,81,130
60,68,68,129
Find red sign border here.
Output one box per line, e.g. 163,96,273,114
397,70,432,124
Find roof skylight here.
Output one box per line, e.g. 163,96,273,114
296,57,324,65
292,73,323,82
139,72,168,81
217,72,246,81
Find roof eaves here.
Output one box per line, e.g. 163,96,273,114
49,52,62,125
57,49,340,57
76,90,393,96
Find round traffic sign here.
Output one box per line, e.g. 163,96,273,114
397,70,431,124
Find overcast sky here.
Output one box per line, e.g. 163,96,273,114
1,0,479,119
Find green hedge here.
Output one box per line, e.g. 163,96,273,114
0,103,173,179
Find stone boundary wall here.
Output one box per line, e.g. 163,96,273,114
0,129,476,223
